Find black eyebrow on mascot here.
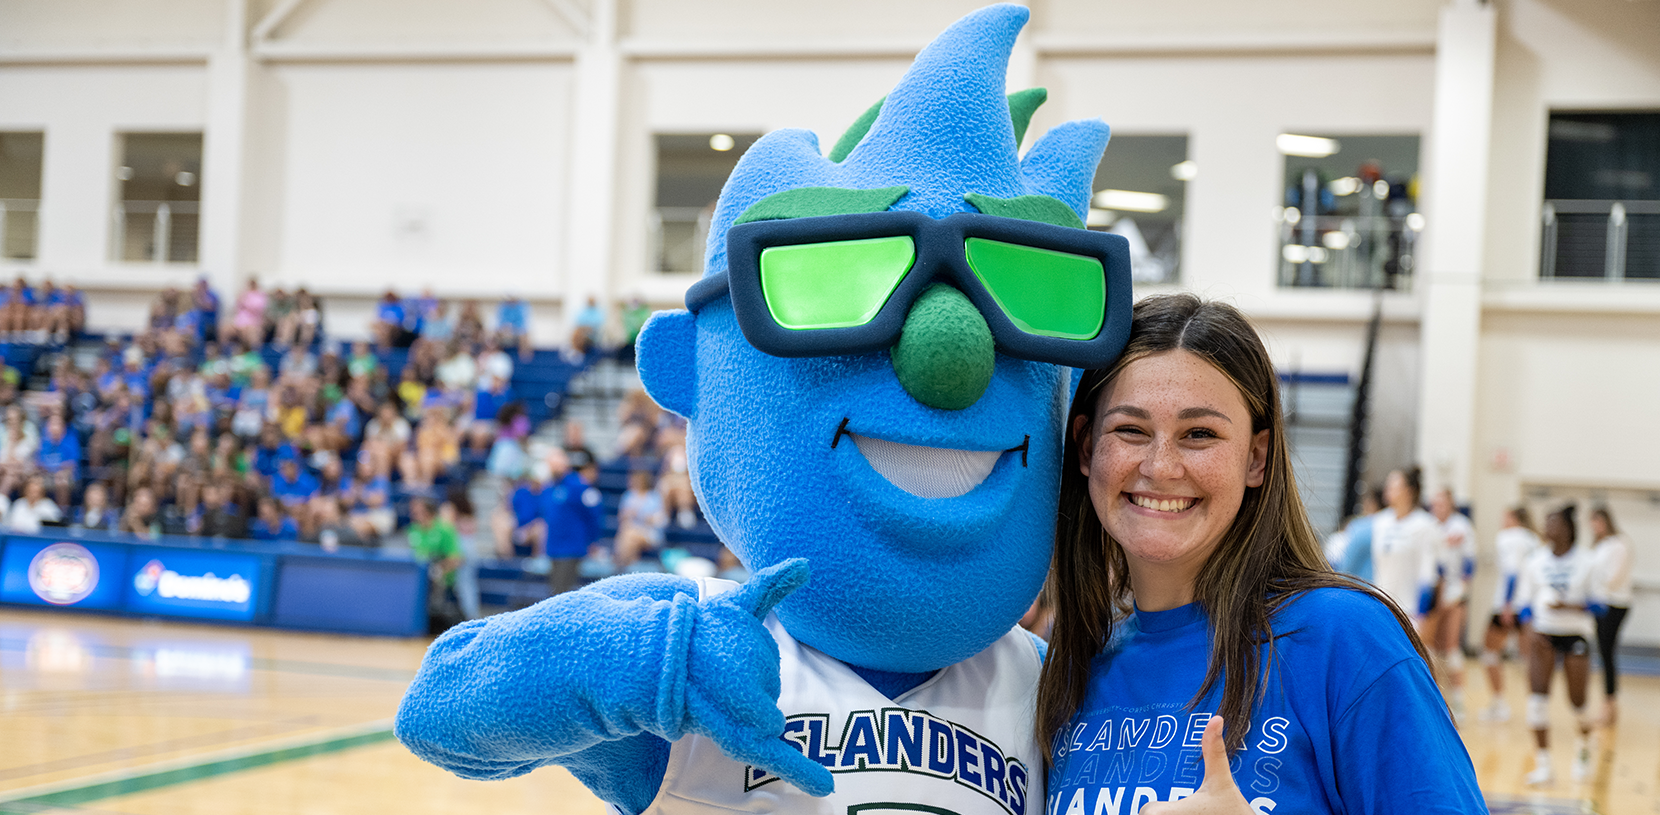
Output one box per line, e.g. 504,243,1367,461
395,4,1129,813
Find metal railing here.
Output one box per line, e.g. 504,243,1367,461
1276,210,1419,290
0,199,39,261
112,200,200,264
1541,199,1660,281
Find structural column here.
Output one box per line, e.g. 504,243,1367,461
198,0,252,299
560,0,622,335
1415,0,1496,500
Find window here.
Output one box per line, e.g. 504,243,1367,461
0,132,44,261
1275,134,1420,290
652,132,759,274
1541,112,1660,280
1089,135,1187,284
113,132,202,264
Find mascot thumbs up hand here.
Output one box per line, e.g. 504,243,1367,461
397,5,1130,814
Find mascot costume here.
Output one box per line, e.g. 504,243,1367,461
396,5,1130,813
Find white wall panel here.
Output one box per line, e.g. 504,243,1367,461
1036,0,1440,41
0,0,224,52
622,0,988,42
272,0,580,46
264,62,573,298
0,64,208,280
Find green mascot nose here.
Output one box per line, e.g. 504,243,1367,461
890,283,995,410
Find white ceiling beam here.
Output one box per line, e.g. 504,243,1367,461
539,0,590,39
251,0,314,44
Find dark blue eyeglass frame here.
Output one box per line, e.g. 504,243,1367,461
684,211,1133,370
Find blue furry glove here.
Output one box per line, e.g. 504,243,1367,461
676,559,834,795
395,559,833,805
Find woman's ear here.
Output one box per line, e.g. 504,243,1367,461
1072,413,1095,475
1245,428,1270,488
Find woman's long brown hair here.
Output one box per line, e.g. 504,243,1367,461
1036,294,1430,760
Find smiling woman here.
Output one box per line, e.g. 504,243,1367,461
1038,294,1487,815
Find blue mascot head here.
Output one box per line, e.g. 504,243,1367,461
636,3,1120,673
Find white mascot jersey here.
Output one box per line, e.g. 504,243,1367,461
635,577,1046,815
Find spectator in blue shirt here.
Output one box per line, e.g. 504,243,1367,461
326,396,360,444
192,276,220,343
408,287,439,335
493,469,546,559
251,426,289,477
250,496,298,541
63,284,86,336
375,290,410,350
539,449,603,596
71,481,118,532
120,348,151,401
494,296,531,361
36,414,80,508
467,374,516,454
270,453,319,512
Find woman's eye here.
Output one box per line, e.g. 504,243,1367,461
1186,427,1220,440
1109,424,1147,437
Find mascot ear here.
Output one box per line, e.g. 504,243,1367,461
636,310,698,420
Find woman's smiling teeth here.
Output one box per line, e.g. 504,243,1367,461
1128,494,1197,513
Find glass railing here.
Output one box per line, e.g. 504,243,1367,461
1541,199,1660,281
111,200,200,264
1,198,39,261
1276,208,1420,290
651,205,711,275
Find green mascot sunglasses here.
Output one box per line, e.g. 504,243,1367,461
685,210,1133,370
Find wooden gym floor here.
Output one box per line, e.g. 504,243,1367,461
1,608,1655,814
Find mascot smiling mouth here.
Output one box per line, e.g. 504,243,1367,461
832,417,1030,498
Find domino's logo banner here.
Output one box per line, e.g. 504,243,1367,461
125,551,262,622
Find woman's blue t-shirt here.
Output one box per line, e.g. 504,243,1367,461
1047,588,1484,815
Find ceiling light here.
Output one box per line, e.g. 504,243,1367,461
1328,177,1361,196
1406,212,1426,231
708,134,735,152
1322,231,1351,250
175,171,196,187
1170,160,1198,181
1092,189,1167,213
1276,134,1340,157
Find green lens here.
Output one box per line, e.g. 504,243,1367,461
759,236,915,330
964,238,1104,340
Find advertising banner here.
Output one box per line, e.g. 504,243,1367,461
0,539,129,610
125,550,263,622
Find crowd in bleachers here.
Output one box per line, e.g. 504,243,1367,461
0,276,735,628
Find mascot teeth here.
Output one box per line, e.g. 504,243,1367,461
850,433,1000,498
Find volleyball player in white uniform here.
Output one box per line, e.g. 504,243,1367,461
1589,506,1633,726
1371,468,1441,627
1479,506,1541,722
631,576,1046,815
1428,488,1477,718
1515,505,1601,785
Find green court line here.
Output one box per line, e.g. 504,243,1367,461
0,728,395,814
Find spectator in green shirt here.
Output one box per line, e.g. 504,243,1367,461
408,497,463,588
